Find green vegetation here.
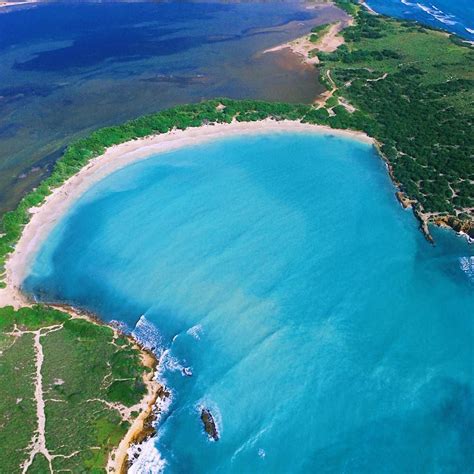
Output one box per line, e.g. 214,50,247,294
321,1,473,233
309,23,332,43
0,5,472,470
0,305,149,472
333,0,359,16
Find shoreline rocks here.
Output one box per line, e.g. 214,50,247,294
200,408,219,441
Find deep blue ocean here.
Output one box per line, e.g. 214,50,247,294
24,132,474,473
366,0,474,40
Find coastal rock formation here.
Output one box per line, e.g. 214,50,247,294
435,215,474,240
200,408,219,441
395,191,414,209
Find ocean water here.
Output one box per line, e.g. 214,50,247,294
24,132,474,473
366,0,474,40
0,1,348,214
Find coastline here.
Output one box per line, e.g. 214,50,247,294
0,1,470,471
47,304,165,474
0,119,373,310
0,112,373,473
261,4,473,243
0,117,373,472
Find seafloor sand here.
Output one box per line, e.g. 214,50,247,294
0,119,373,309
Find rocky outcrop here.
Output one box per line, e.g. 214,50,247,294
200,408,219,441
434,215,474,240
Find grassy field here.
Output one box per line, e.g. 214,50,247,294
0,305,150,473
320,0,473,230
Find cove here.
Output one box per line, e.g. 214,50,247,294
24,132,474,473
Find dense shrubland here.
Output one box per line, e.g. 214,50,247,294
0,305,149,472
324,0,473,228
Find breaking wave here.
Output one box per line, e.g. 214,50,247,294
128,436,167,474
132,314,165,355
367,0,473,40
415,3,457,26
459,256,474,283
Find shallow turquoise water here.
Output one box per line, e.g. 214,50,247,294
25,132,474,473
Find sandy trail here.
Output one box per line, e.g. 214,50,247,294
314,69,337,107
13,324,65,473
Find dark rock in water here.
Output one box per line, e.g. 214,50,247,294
200,408,219,441
182,367,193,377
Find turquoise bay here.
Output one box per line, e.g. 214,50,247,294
24,132,473,473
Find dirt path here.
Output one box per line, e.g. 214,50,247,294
314,69,337,107
7,324,81,473
261,17,353,109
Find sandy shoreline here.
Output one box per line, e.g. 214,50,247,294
108,344,163,474
263,20,351,67
0,119,373,309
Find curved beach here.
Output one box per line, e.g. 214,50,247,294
21,123,474,473
0,119,372,309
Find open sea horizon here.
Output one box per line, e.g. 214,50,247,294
24,131,474,473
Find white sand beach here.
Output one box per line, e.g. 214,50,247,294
0,119,373,309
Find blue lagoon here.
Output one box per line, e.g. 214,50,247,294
24,131,474,473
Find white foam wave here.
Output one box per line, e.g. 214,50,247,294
466,27,474,34
159,348,185,374
230,424,271,463
129,315,178,473
128,436,166,474
415,2,458,26
459,256,474,282
132,315,164,355
127,367,174,473
127,388,173,473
